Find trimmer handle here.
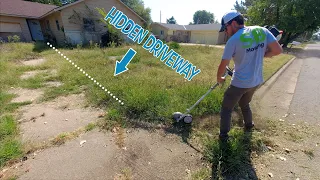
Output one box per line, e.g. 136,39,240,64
226,66,233,77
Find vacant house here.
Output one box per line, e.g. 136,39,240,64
0,0,146,45
151,22,227,45
0,0,57,42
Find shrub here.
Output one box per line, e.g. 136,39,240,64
76,42,83,49
7,35,20,43
33,41,49,52
169,41,180,49
97,8,124,47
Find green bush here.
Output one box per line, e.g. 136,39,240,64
97,8,124,47
33,41,49,52
7,35,20,43
169,41,180,49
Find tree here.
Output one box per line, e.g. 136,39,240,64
167,16,177,24
246,0,320,47
193,10,215,24
233,0,253,14
24,0,62,6
120,0,152,27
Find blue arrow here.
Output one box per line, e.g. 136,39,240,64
114,48,137,76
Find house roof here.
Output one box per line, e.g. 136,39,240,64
42,0,146,23
156,23,187,30
153,22,221,31
0,0,146,23
185,23,221,31
0,0,57,19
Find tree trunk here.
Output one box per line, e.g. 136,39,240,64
280,32,292,48
281,32,304,48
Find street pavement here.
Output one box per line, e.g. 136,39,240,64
256,42,320,123
288,43,320,124
253,42,320,179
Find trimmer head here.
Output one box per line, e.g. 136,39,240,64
183,114,192,123
173,112,183,121
172,112,193,123
172,66,233,124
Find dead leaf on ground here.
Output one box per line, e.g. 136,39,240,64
80,140,87,147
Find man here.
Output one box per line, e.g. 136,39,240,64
217,11,283,140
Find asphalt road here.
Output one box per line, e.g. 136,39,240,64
288,42,320,124
252,42,320,179
256,42,320,124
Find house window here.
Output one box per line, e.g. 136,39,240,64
124,24,131,30
83,18,95,32
56,20,60,31
46,20,51,30
160,30,163,35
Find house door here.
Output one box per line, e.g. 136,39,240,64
27,20,44,41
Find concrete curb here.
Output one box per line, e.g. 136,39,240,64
255,57,296,99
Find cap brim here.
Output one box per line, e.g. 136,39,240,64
219,24,226,32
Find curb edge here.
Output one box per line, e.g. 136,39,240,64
256,57,296,99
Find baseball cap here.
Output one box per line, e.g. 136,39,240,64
219,11,241,32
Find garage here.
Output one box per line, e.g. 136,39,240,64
0,21,23,41
190,31,219,45
0,22,22,33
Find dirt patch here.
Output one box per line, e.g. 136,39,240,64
115,128,205,180
17,93,104,144
45,93,89,109
20,70,47,80
43,81,63,87
20,58,46,66
109,56,123,61
8,88,44,103
252,122,320,179
4,129,204,180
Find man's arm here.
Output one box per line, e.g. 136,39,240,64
264,40,283,58
217,59,230,84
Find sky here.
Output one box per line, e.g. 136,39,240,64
142,0,238,25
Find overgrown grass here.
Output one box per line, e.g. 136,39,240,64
17,43,292,125
0,42,51,168
201,128,271,179
191,168,211,180
0,42,294,171
0,115,23,168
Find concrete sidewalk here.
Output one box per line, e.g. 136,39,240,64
251,43,320,179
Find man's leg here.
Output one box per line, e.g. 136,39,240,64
238,85,259,129
220,85,247,139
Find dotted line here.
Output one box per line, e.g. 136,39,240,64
47,42,124,105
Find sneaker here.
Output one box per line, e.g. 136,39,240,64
244,123,255,132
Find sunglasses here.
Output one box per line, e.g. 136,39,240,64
224,23,230,31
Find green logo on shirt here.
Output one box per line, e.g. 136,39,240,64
240,28,266,48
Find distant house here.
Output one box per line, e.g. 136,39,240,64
0,0,57,42
0,0,146,45
151,22,227,45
